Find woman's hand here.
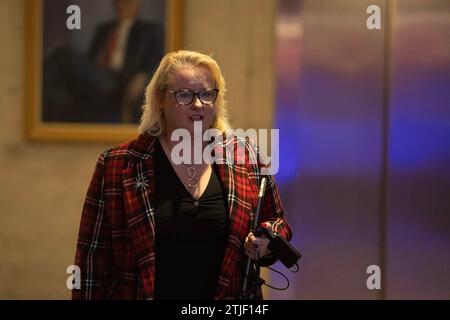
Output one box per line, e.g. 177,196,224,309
244,224,273,260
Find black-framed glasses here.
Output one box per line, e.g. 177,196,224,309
167,89,219,106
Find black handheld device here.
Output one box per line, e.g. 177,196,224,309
253,225,301,269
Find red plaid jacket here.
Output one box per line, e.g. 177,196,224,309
72,132,292,299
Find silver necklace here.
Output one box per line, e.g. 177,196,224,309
185,167,199,189
160,137,203,189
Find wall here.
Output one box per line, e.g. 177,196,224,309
386,0,450,299
272,0,450,299
0,0,275,299
273,0,386,299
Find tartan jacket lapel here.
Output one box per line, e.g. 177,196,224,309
122,133,157,299
213,138,256,299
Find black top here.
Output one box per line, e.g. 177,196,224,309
153,140,229,300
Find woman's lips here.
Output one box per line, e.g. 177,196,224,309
188,114,203,121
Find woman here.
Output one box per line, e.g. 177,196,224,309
73,50,292,300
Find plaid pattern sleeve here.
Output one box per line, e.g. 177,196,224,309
72,153,114,300
245,137,293,267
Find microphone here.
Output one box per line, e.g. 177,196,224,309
240,177,302,297
241,177,267,294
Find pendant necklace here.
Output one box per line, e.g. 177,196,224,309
161,137,203,189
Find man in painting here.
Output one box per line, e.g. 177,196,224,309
43,0,164,124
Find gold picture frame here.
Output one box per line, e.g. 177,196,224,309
24,0,184,142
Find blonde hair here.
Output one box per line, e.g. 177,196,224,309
138,50,231,136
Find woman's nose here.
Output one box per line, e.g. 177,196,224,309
192,96,203,109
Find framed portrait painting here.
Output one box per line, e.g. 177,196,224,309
24,0,184,142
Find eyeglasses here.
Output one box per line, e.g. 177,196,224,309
167,89,219,106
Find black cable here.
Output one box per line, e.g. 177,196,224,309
243,247,300,292
262,266,290,290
